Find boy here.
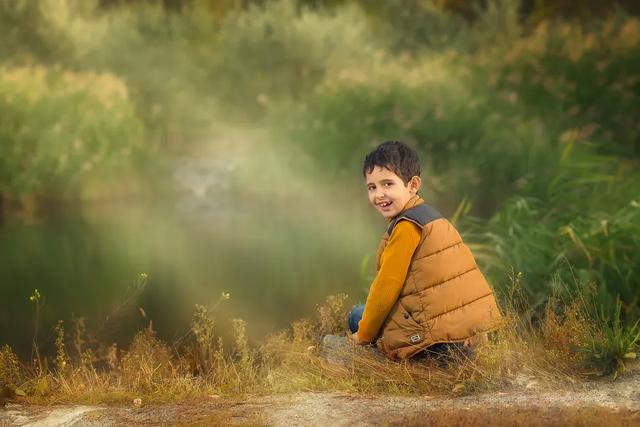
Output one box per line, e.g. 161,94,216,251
349,141,502,360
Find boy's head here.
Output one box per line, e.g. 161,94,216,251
363,141,422,219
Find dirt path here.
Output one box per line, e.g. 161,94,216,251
2,373,639,426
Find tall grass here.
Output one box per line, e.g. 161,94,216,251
1,282,638,405
467,147,640,319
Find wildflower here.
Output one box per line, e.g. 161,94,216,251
221,291,230,300
29,289,41,303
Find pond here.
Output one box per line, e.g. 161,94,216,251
0,153,381,358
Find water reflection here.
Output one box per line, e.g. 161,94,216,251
0,191,378,358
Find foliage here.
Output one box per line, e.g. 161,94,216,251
120,323,176,393
491,16,640,158
0,0,377,145
0,345,24,389
364,0,469,52
317,293,349,337
9,283,640,404
0,66,143,197
582,299,640,376
287,55,566,215
471,149,640,319
212,0,376,117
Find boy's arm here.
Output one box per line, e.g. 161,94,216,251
356,220,421,343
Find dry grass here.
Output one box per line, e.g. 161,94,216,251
1,282,637,406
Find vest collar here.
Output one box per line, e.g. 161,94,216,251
386,195,424,223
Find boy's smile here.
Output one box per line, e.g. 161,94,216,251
365,166,421,219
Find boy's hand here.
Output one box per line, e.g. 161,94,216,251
349,332,368,345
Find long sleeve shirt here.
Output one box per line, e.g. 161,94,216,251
357,220,421,343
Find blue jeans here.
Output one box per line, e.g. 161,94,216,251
348,304,365,334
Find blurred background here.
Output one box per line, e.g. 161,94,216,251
0,0,638,358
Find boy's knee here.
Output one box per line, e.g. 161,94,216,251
348,304,365,333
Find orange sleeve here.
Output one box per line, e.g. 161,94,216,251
357,220,421,343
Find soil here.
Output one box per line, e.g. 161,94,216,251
1,372,639,426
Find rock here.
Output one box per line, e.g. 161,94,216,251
320,335,386,366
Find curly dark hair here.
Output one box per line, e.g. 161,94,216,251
363,141,421,184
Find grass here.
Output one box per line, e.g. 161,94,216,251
582,299,640,378
1,279,638,406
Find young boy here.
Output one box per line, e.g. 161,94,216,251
349,141,502,360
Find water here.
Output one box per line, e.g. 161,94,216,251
0,154,380,358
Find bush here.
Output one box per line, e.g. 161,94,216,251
0,0,378,142
584,299,640,376
286,56,563,215
0,65,143,197
472,150,640,319
490,16,640,158
0,345,24,389
211,0,376,116
120,325,175,393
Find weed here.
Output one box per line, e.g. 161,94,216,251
7,281,638,406
71,317,87,363
120,322,176,393
190,304,217,375
0,345,24,389
54,320,68,374
28,289,44,375
582,299,640,377
317,293,349,338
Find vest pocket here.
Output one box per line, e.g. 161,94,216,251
379,302,424,351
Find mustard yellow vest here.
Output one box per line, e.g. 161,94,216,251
375,198,503,359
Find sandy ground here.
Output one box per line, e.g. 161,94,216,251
2,372,639,426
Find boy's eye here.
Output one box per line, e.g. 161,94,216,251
384,182,393,187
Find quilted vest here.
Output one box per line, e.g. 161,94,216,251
375,198,503,359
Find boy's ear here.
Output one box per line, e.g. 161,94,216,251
409,176,421,193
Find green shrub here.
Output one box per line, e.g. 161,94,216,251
363,0,468,52
211,0,376,116
0,0,378,142
0,65,143,196
471,148,640,320
0,0,86,63
285,56,564,215
490,16,640,158
582,298,640,377
78,2,223,146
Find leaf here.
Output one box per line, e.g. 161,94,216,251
14,388,26,397
622,352,636,360
35,377,49,395
452,384,465,393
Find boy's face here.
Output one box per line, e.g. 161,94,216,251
365,166,421,219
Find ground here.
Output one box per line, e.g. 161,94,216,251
2,371,639,426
